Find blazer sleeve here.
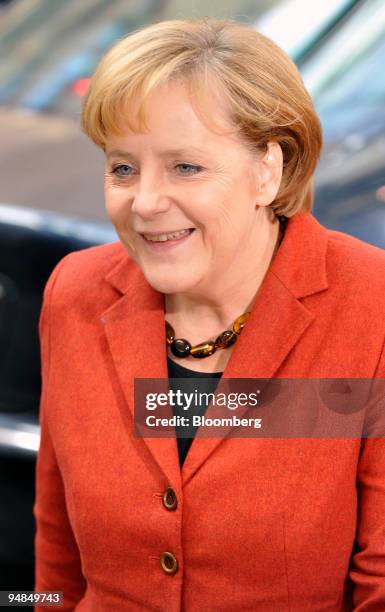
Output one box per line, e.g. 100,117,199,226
349,337,385,610
33,256,87,611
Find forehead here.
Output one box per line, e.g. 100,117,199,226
107,79,241,153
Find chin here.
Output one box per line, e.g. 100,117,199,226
142,268,200,295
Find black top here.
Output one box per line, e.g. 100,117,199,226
167,356,223,467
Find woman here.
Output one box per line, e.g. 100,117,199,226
34,18,385,611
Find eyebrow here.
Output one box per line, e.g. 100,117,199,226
105,147,208,160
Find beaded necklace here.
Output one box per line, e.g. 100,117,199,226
165,215,288,359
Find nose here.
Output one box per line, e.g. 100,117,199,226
131,171,171,219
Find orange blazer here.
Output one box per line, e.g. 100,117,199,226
34,212,385,611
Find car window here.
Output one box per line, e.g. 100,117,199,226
300,0,385,245
301,0,385,143
299,0,385,186
256,0,359,63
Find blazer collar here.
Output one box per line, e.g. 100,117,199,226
100,212,329,488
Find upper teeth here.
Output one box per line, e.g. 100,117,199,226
143,229,191,242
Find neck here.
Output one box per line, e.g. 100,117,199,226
164,212,281,345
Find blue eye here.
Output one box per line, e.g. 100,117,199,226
112,164,133,177
111,163,201,177
176,163,202,175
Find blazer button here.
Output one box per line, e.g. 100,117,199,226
160,551,178,575
162,486,178,511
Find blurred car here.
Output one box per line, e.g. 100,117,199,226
0,203,114,589
302,0,385,246
256,0,362,63
259,0,385,251
0,0,275,117
0,0,165,114
0,0,361,116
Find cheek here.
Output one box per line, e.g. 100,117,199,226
205,201,250,255
206,199,242,234
104,186,132,227
192,189,232,228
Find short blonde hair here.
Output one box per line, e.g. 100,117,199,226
81,18,322,216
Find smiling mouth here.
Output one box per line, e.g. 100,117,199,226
141,228,195,242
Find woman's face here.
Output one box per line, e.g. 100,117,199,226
104,80,282,296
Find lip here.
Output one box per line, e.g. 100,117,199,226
139,228,196,252
137,228,194,236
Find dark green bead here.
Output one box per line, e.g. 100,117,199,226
171,338,191,358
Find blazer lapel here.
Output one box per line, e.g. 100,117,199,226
100,213,329,487
100,260,181,489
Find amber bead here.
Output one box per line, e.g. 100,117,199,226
190,341,216,359
171,338,191,358
165,321,175,345
232,312,250,335
214,330,237,349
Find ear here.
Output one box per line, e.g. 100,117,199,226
254,141,283,207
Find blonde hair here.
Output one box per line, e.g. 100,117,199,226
81,19,322,216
